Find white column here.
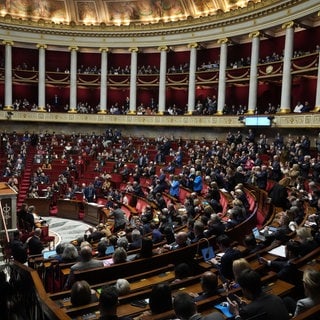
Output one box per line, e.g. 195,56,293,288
99,48,108,114
68,46,78,113
217,38,228,114
315,52,320,112
3,40,13,110
187,43,198,114
248,32,260,114
158,46,168,114
37,44,47,112
129,47,138,114
280,21,295,113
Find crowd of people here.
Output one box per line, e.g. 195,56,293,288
3,126,320,319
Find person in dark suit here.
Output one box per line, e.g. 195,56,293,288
83,182,96,202
193,271,224,302
209,234,242,281
174,292,225,320
228,269,290,320
27,228,44,255
10,230,28,264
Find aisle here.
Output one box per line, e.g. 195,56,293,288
45,216,92,247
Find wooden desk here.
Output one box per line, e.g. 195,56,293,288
299,255,320,272
83,203,104,225
57,200,81,220
26,198,51,217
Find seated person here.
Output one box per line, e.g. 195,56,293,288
66,245,104,289
192,271,224,301
162,231,190,251
259,240,303,289
209,234,242,281
26,228,44,255
10,230,28,264
228,269,290,320
171,262,192,284
174,292,224,320
293,269,320,317
115,278,131,296
70,280,98,307
99,285,132,320
112,247,127,264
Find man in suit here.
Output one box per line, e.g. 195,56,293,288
27,228,44,255
228,269,290,320
209,234,242,281
83,182,96,202
10,230,28,264
174,292,224,320
66,245,104,289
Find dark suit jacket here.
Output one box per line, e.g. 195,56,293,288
240,293,290,320
220,247,242,280
28,235,44,255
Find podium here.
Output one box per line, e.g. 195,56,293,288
0,182,18,243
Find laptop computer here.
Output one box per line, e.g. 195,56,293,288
201,246,215,261
252,227,266,242
43,250,57,259
105,245,115,255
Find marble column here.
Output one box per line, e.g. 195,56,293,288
158,46,168,114
99,48,109,114
187,43,198,114
217,38,228,114
68,46,78,113
315,52,320,112
37,44,47,112
129,47,138,114
3,40,13,110
247,31,260,114
280,21,295,113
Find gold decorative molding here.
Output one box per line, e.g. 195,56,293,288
129,47,139,53
68,46,79,51
187,43,198,49
99,48,109,53
217,38,229,45
157,45,168,51
249,31,261,38
282,21,295,30
1,111,320,128
36,44,47,49
278,108,291,113
2,40,14,46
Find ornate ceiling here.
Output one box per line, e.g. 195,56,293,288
0,0,262,26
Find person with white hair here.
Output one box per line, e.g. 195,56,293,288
115,278,131,296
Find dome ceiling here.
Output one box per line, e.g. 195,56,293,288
0,0,263,26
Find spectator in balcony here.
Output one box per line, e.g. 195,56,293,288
293,101,304,113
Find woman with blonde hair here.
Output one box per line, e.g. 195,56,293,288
232,258,252,283
293,269,320,317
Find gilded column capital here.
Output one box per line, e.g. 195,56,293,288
217,38,229,45
188,43,198,49
282,21,295,30
157,45,168,52
2,40,14,46
249,31,261,39
129,47,139,53
36,44,47,49
99,48,109,53
68,46,79,51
